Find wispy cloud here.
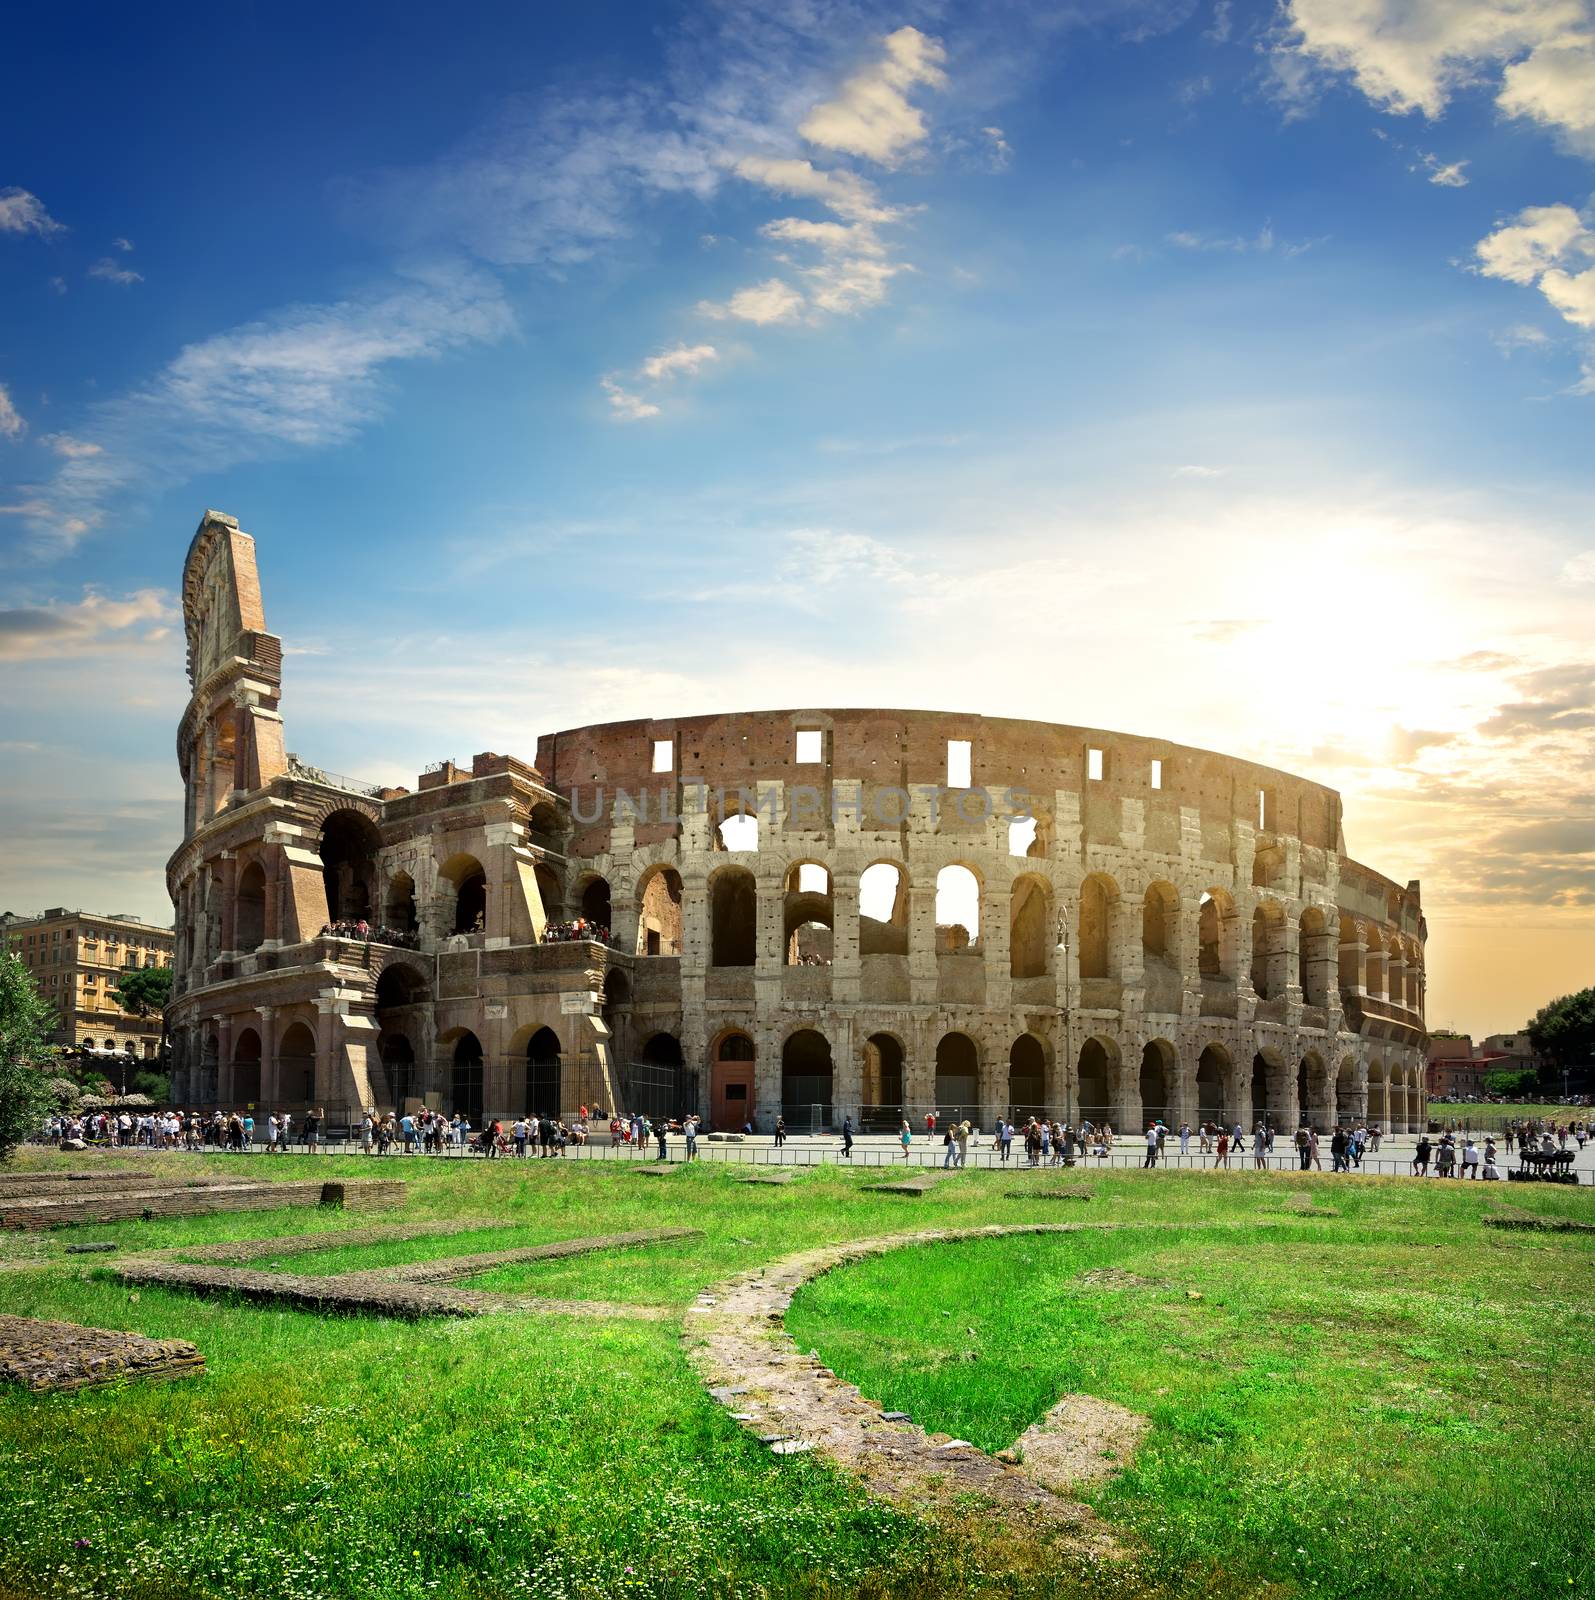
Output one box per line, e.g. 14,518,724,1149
0,383,25,440
638,343,720,381
0,187,63,237
87,257,144,286
38,433,102,458
0,588,176,660
798,26,947,166
1414,149,1470,186
600,377,661,422
1476,204,1595,331
697,276,807,325
1166,221,1322,255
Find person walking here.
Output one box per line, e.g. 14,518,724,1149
1143,1124,1159,1169
898,1119,912,1159
840,1115,853,1159
942,1125,957,1169
1461,1138,1480,1179
955,1120,970,1169
1178,1121,1191,1156
1330,1127,1348,1172
684,1114,699,1160
774,1115,787,1149
926,1110,938,1142
655,1119,669,1162
998,1119,1013,1162
1295,1125,1311,1171
1215,1130,1231,1169
1412,1134,1431,1176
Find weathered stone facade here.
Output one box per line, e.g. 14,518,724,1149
167,510,1427,1132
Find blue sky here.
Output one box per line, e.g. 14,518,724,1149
2,0,1593,1036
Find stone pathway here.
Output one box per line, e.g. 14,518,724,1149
0,1313,204,1392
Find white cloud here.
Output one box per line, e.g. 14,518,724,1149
600,378,660,421
48,276,66,296
803,254,904,314
112,236,133,252
88,257,143,286
982,125,1014,166
0,187,63,237
1415,150,1471,185
798,26,947,165
697,276,806,325
0,588,176,661
1476,203,1595,328
1562,549,1595,581
761,216,880,254
39,433,102,458
732,155,897,225
1174,463,1227,478
16,264,513,555
1276,1,1595,154
0,383,25,440
638,343,720,381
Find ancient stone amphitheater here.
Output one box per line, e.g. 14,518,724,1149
167,511,1427,1134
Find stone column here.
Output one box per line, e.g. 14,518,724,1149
830,869,861,1006
908,882,937,1005
216,1015,235,1107
258,1007,279,1106
314,997,337,1109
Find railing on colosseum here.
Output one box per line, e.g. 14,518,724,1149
523,829,564,857
284,755,386,798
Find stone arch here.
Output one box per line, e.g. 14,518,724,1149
1367,1062,1388,1128
1078,873,1119,980
375,960,428,1009
1076,1035,1121,1127
1139,1039,1176,1127
233,1026,262,1104
1141,880,1179,964
859,861,909,955
1335,1055,1360,1124
384,870,418,933
1009,873,1052,980
441,1028,484,1125
319,808,381,923
784,861,834,965
1196,1042,1233,1124
1298,906,1328,1004
439,853,487,936
578,874,612,931
1251,1049,1287,1128
861,1032,906,1127
1363,923,1387,999
524,1026,562,1117
781,1028,833,1131
1387,1062,1408,1134
636,865,683,956
710,1028,756,1131
709,865,757,967
934,1031,981,1119
1008,1032,1049,1117
235,860,266,953
1298,1051,1329,1128
276,1020,316,1106
934,864,981,949
1199,889,1238,979
1250,898,1287,1000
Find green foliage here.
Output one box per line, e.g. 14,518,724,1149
0,952,57,1162
1527,987,1595,1071
1483,1066,1538,1098
131,1069,171,1102
46,1075,82,1110
113,963,172,1020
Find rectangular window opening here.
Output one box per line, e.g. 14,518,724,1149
946,739,972,789
795,729,823,764
651,739,673,774
1150,758,1163,790
1087,747,1104,782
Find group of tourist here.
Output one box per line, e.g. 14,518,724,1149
539,919,615,946
319,919,420,949
40,1108,325,1151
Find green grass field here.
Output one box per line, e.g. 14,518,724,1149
1,1152,1590,1600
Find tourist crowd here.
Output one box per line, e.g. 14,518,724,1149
539,919,615,946
319,919,421,949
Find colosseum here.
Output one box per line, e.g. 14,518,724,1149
167,510,1429,1134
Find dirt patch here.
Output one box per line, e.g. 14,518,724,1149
864,1172,953,1196
1009,1188,1092,1202
1000,1394,1149,1492
633,1163,691,1178
1079,1268,1168,1291
0,1313,203,1392
1279,1192,1341,1218
738,1172,798,1186
1484,1209,1595,1233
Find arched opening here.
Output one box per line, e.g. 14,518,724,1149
380,1034,416,1110
1196,1043,1230,1122
579,876,612,931
375,962,428,1010
440,854,487,936
935,865,980,950
384,871,418,934
1009,1033,1048,1117
1387,1066,1407,1133
526,1027,561,1117
934,1032,980,1118
1251,1052,1273,1125
1252,843,1284,890
711,1030,755,1130
717,809,760,852
637,865,684,955
319,809,381,923
1141,881,1178,963
448,1031,484,1125
1078,874,1117,979
1009,875,1052,979
1335,1058,1359,1124
782,1029,833,1131
1298,907,1327,1004
709,867,757,967
534,863,563,924
859,862,908,955
277,1021,316,1105
1199,890,1235,979
1251,901,1286,1000
1367,1065,1388,1128
1008,816,1038,857
1139,1040,1174,1126
1077,1037,1115,1126
642,1031,684,1068
861,1032,905,1128
527,800,562,850
235,862,266,953
784,863,834,966
1363,927,1386,999
1297,1055,1312,1126
233,1027,261,1103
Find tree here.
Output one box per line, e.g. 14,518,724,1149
114,965,172,1021
0,953,57,1162
1483,1067,1537,1099
1526,988,1595,1079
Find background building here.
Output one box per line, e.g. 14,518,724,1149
2,907,174,1060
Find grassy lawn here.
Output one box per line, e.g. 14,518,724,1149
1426,1102,1590,1123
1,1152,1590,1600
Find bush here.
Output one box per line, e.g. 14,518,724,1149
1484,1067,1539,1098
79,1093,157,1111
131,1069,170,1102
46,1076,83,1109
